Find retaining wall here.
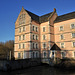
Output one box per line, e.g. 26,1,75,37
0,58,41,71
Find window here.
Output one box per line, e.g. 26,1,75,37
73,42,75,47
19,28,21,33
44,51,46,58
60,26,63,31
43,27,45,32
33,35,35,40
71,24,75,29
23,35,25,40
60,43,64,48
36,43,38,49
61,52,66,58
19,14,25,25
33,26,35,31
72,33,75,38
43,43,46,49
33,43,35,49
23,26,25,31
19,36,21,41
19,44,21,49
18,53,21,59
36,52,38,58
60,34,64,40
23,43,25,49
36,35,38,40
36,27,38,32
43,35,46,40
33,52,35,58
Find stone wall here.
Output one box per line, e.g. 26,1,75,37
0,58,41,71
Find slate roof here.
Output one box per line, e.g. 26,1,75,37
25,10,39,23
54,11,75,23
50,44,61,50
25,9,53,23
39,12,52,23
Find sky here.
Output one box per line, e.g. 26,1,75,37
0,0,75,42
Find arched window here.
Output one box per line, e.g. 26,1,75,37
36,35,38,40
36,43,38,49
33,35,35,40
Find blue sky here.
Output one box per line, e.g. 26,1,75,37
0,0,75,42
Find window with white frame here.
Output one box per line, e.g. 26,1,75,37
33,35,35,40
60,34,64,40
43,35,46,40
19,43,21,49
36,43,38,49
43,43,46,49
36,27,38,32
43,27,45,32
71,24,75,29
19,14,25,25
60,26,63,31
72,33,75,38
36,35,38,40
60,43,64,48
19,28,21,33
19,35,21,41
72,42,75,47
23,35,25,40
23,43,25,49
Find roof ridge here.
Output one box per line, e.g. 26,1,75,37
40,12,52,17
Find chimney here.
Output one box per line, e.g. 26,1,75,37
54,8,56,12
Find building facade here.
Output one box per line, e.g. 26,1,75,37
14,7,75,59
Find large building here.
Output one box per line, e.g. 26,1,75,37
14,7,75,59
